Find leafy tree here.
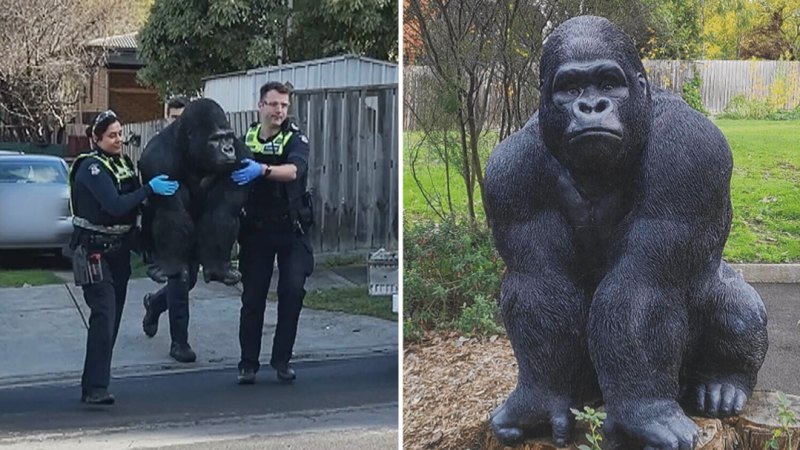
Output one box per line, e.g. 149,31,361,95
287,0,398,62
138,0,289,97
642,0,704,59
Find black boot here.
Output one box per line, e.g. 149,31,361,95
142,293,159,338
169,342,197,363
270,361,296,382
81,389,115,405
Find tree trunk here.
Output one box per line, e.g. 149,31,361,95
478,391,800,450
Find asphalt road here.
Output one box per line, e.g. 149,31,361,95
0,354,398,448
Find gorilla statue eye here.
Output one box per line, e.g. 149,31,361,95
567,87,580,96
603,83,615,91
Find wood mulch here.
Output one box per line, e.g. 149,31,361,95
403,331,517,450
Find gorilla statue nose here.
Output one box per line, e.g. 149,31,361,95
221,144,236,159
575,97,611,116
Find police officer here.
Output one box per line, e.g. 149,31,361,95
70,110,178,404
141,96,199,363
231,81,314,384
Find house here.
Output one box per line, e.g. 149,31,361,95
80,32,162,126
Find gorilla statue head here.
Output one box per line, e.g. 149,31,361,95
174,98,240,173
539,16,652,180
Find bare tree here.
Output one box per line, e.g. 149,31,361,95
0,0,135,143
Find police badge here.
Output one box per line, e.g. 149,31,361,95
89,164,101,176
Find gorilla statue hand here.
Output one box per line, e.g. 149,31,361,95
231,158,263,185
148,174,179,196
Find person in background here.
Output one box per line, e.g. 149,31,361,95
141,95,199,363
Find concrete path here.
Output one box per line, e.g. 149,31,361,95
0,265,398,388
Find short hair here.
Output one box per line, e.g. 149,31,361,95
167,96,190,110
259,82,291,101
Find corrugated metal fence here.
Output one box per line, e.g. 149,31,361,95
122,84,399,253
404,60,800,128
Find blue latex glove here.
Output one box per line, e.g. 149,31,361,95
231,158,263,185
148,174,179,196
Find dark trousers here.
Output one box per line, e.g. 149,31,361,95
148,262,199,344
238,226,313,372
80,247,131,393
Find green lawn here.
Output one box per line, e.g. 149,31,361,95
404,120,800,263
0,270,63,287
304,285,397,321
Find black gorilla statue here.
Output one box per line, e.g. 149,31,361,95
485,16,768,450
138,98,252,285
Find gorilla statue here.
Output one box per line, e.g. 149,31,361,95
484,15,768,450
138,98,252,285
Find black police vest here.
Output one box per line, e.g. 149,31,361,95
243,124,293,219
69,151,141,227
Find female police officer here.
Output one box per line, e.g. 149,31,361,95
69,110,178,405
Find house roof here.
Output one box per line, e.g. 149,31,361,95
86,32,138,50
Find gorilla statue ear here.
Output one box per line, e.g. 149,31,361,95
637,72,647,90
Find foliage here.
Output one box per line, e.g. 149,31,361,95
456,294,503,337
642,0,704,59
571,406,607,450
764,391,798,449
138,0,289,97
139,0,398,97
681,71,708,115
286,0,397,62
403,217,504,332
0,270,63,288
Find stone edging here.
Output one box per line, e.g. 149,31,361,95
730,264,800,284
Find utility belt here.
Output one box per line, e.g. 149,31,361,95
243,192,314,237
70,228,130,286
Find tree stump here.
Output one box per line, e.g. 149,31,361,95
478,391,800,450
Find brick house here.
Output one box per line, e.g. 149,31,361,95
79,32,162,127
66,32,162,155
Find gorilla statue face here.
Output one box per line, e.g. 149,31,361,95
176,98,239,173
539,16,652,180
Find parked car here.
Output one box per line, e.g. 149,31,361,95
0,153,73,257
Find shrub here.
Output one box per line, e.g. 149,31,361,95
719,95,800,120
404,217,505,333
456,294,503,337
681,73,708,115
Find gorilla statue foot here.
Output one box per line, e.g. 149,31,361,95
605,400,699,450
146,264,168,284
685,376,750,418
202,266,241,285
490,386,575,447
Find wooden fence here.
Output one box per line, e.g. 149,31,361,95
404,60,800,128
122,84,399,254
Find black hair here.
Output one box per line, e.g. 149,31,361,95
85,110,120,140
167,96,190,110
259,81,291,101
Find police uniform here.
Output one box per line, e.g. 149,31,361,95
238,120,314,377
69,149,151,402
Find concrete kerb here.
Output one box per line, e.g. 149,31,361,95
730,264,800,284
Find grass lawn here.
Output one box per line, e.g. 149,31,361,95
304,285,397,321
0,270,63,287
404,119,800,263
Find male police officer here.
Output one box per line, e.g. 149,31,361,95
141,95,199,363
230,81,313,384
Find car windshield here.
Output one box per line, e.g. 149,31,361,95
0,160,68,184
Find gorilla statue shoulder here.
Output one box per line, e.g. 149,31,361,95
138,98,252,285
484,15,768,449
